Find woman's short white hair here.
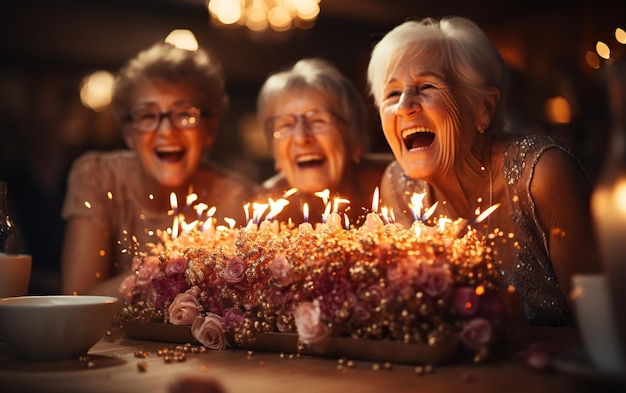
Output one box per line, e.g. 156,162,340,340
258,58,369,151
367,16,509,133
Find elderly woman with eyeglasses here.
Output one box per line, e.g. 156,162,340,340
61,41,257,299
255,58,391,227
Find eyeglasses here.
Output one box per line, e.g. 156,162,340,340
126,102,207,133
266,109,345,140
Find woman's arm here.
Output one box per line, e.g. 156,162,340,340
530,148,602,306
61,217,119,297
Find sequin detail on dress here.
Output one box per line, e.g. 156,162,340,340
386,135,582,326
503,135,579,326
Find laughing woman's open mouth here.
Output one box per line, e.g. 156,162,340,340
402,127,435,151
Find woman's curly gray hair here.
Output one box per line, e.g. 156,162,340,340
112,41,228,122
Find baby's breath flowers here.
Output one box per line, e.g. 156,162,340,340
117,213,511,361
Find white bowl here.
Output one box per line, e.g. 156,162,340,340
0,295,118,360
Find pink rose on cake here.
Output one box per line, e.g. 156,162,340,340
168,287,201,325
295,300,330,345
192,313,229,350
458,318,493,350
223,257,246,284
421,266,452,297
269,253,293,287
136,255,161,286
165,251,187,275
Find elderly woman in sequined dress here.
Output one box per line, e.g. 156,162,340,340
366,16,601,326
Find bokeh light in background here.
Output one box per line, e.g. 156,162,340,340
586,26,625,69
596,41,611,60
586,51,601,70
79,70,115,112
545,96,572,125
79,30,199,113
616,28,626,44
165,29,199,51
207,0,321,32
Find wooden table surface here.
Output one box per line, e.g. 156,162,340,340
0,326,623,393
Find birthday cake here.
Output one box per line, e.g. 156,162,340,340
117,191,512,364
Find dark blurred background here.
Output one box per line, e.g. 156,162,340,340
0,0,623,294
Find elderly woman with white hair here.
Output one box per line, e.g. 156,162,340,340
367,16,600,326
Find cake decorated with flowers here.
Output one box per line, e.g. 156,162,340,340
116,191,512,364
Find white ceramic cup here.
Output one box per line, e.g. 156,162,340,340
571,274,626,374
0,253,32,298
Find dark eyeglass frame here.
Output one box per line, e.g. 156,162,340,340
125,102,208,133
265,109,346,140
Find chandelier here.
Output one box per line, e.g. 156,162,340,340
207,0,321,32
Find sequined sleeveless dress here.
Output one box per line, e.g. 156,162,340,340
383,135,581,326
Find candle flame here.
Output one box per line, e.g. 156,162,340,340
224,217,236,229
200,206,216,232
344,213,350,229
283,188,298,198
252,202,269,224
186,193,198,206
322,200,332,223
181,219,199,233
303,203,309,222
381,206,391,224
475,203,501,224
315,189,330,205
170,193,178,212
422,201,438,222
245,219,256,231
332,197,350,213
409,192,426,222
172,215,179,239
266,198,290,221
371,187,380,213
195,203,208,215
243,202,250,223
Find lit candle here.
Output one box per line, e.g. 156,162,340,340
315,189,330,206
298,221,313,233
194,202,208,222
201,206,216,233
245,219,258,232
252,202,269,225
364,211,384,232
326,212,343,230
170,192,179,215
186,192,198,206
321,200,332,224
243,202,251,224
364,187,383,232
409,192,425,222
299,203,313,233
